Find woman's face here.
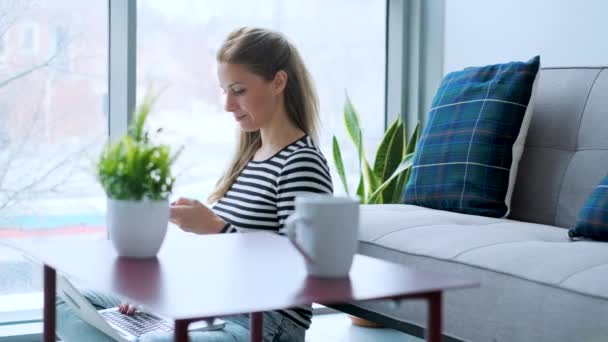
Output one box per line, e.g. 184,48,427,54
218,62,284,132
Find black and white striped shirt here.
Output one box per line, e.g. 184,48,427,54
213,135,333,329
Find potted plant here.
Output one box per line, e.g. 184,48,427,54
332,94,421,327
97,95,182,258
332,94,421,205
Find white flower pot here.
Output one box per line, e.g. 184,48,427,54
107,198,169,258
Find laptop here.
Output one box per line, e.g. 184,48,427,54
57,274,225,342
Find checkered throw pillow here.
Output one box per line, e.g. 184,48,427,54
403,56,540,218
569,175,608,241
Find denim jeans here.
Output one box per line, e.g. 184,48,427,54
56,288,305,342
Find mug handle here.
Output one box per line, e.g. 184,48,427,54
284,214,315,264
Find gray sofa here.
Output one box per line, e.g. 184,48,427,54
352,67,608,342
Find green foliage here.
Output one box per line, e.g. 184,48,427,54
332,136,349,194
332,94,421,204
97,95,182,201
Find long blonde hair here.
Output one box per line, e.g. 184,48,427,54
208,27,320,203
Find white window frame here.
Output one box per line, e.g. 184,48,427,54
109,0,136,144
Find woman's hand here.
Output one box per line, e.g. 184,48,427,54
118,303,137,315
169,197,226,234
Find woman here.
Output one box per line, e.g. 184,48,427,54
56,27,333,342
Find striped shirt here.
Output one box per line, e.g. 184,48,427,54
213,135,333,329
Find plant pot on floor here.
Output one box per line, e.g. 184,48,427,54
349,315,383,328
107,198,169,258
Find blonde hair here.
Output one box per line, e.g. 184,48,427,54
208,27,320,203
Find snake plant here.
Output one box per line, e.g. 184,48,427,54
332,95,420,204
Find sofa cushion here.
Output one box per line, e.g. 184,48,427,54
403,56,540,218
568,175,608,241
510,68,608,228
359,204,608,299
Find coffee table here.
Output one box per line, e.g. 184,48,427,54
6,229,477,342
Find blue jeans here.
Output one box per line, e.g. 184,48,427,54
56,288,305,342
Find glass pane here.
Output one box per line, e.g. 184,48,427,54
137,0,386,200
0,0,108,297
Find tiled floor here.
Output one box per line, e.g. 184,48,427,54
307,313,423,342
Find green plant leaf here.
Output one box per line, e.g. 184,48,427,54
373,117,400,180
332,136,349,195
368,153,415,204
130,103,148,142
344,94,371,179
401,116,408,152
363,159,380,203
381,119,405,201
344,94,364,161
356,175,365,204
385,121,419,203
382,122,420,203
405,122,421,156
344,93,377,202
391,168,409,203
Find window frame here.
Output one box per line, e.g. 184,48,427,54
385,0,445,134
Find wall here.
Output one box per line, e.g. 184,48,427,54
444,0,608,72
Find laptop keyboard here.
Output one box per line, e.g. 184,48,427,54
101,310,174,336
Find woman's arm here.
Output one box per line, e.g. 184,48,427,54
219,221,238,233
169,198,226,234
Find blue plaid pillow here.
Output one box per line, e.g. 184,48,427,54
404,56,540,218
569,176,608,241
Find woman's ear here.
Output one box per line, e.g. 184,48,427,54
272,70,288,95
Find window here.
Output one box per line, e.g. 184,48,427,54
137,0,386,200
0,1,388,334
0,0,107,306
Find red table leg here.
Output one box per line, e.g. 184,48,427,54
43,265,56,342
175,319,190,342
250,312,263,342
426,291,442,342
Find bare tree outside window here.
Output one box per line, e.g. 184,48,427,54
52,25,70,71
0,0,108,295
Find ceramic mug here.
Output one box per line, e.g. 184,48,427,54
284,194,360,278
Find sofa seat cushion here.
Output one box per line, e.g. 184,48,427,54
360,204,608,299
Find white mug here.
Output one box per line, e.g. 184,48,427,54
284,194,360,278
